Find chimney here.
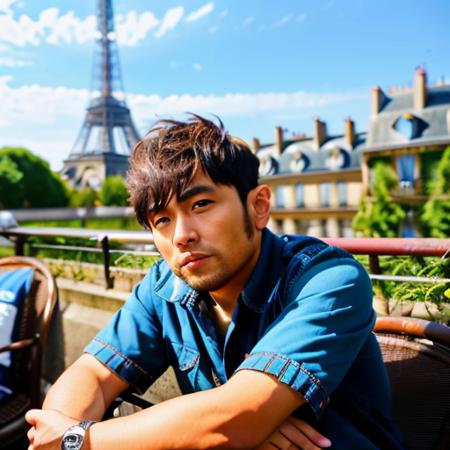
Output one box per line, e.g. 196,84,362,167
344,117,355,149
275,126,283,157
371,86,385,116
313,117,327,150
414,66,427,110
252,137,260,154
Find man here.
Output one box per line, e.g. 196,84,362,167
26,115,403,449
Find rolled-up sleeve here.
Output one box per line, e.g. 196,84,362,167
84,272,168,393
235,257,375,418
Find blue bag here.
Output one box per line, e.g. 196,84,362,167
0,268,34,401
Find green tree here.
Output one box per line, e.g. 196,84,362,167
353,162,405,237
99,176,129,206
69,188,99,208
421,146,450,237
0,147,69,208
0,155,24,208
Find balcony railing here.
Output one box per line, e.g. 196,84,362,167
1,227,449,311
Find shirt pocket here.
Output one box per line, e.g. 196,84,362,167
171,342,200,393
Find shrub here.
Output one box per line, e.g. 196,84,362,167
99,176,129,206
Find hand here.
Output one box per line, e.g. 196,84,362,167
256,416,331,450
25,409,78,450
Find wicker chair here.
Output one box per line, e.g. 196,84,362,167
374,316,450,450
0,256,58,448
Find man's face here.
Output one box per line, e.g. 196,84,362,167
148,170,262,300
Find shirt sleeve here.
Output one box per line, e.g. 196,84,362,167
235,257,375,418
84,268,169,393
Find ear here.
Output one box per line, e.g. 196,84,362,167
248,185,272,230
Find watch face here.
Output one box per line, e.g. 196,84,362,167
61,425,84,450
64,433,83,450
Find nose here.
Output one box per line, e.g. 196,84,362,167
173,215,198,248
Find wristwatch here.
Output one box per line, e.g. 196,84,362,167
61,420,96,450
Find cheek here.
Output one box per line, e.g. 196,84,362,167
152,235,173,260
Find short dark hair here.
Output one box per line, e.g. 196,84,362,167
127,114,260,229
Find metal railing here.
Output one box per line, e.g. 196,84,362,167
1,226,450,290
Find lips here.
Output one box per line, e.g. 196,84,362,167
180,253,210,269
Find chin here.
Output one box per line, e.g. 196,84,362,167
183,274,228,292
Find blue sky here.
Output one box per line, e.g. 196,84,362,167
0,0,449,170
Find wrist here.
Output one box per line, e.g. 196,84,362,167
61,420,96,450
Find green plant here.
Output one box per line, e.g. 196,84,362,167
0,147,69,208
69,187,99,208
353,162,406,237
371,255,450,322
99,176,129,206
421,146,450,237
114,254,159,270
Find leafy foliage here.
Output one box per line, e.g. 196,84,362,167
114,254,159,270
0,147,69,208
353,162,405,237
370,255,450,322
0,155,24,208
421,146,450,237
99,176,129,206
69,187,99,208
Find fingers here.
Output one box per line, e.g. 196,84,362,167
27,425,35,443
25,409,41,426
256,431,297,450
287,417,331,448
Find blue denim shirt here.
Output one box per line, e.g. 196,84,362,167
85,229,403,449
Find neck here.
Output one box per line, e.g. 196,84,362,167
209,233,262,319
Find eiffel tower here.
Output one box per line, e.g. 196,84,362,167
62,0,140,189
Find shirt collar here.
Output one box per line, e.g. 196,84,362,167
154,228,287,312
241,228,286,313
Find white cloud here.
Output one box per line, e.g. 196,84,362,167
0,76,88,127
193,63,202,71
0,56,31,67
155,6,184,38
242,16,254,26
185,2,214,23
0,8,97,47
0,6,185,48
0,77,367,127
274,14,293,27
0,76,369,169
0,0,16,15
116,11,159,46
128,89,367,119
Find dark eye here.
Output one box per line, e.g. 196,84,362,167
193,199,213,209
154,216,170,227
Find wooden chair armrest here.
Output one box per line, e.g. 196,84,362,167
0,334,39,354
374,317,450,348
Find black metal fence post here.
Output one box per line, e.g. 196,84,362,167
101,236,113,289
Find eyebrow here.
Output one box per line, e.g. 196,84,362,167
178,184,215,203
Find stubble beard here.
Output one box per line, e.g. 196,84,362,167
174,256,236,292
174,204,256,293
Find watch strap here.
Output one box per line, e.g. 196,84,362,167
79,420,96,431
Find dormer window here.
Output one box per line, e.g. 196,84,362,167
258,155,279,176
325,147,350,170
393,113,419,139
289,151,310,173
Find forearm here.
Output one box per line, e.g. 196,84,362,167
87,370,304,450
43,354,128,421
